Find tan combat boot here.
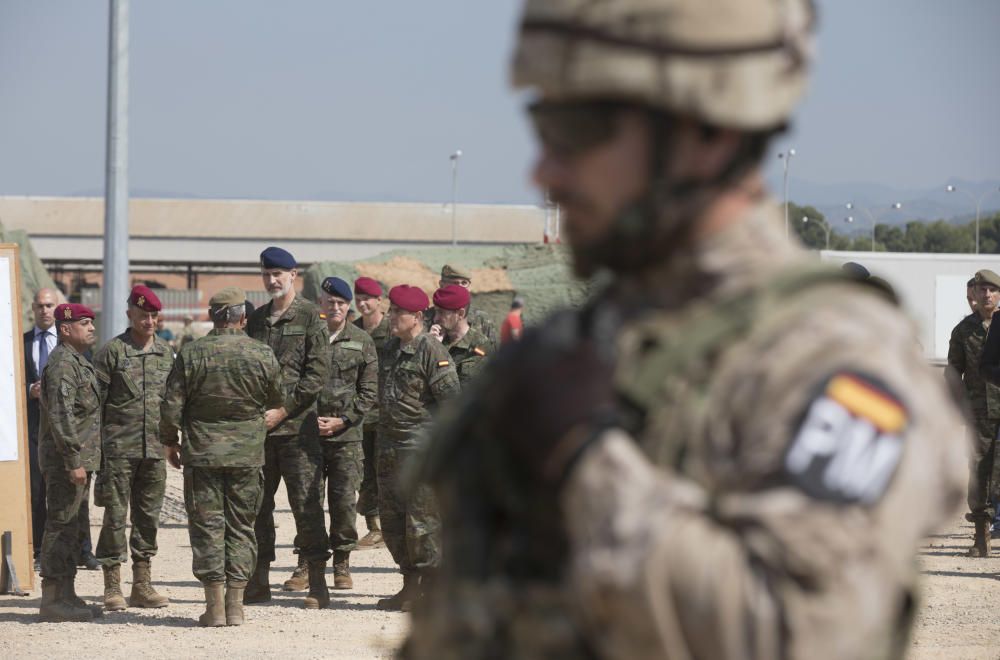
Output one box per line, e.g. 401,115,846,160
198,582,226,627
332,551,352,590
103,565,127,611
357,515,383,549
129,560,170,607
243,561,271,604
302,560,330,609
225,581,246,626
376,573,419,612
62,575,104,618
282,554,309,591
38,578,92,622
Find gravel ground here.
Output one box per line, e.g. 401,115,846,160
2,467,998,659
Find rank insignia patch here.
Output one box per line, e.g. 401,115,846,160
784,372,907,505
437,360,451,368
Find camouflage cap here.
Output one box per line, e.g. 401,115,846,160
209,286,247,308
441,264,473,281
975,270,1000,289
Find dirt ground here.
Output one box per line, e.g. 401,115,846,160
2,471,1000,659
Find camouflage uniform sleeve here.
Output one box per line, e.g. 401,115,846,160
561,295,967,659
92,342,114,403
425,339,461,402
158,351,186,446
346,336,378,426
264,349,284,411
946,321,966,378
285,310,330,415
43,360,87,470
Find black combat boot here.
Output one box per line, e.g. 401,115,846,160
243,561,272,604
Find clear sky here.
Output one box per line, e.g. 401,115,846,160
1,1,997,206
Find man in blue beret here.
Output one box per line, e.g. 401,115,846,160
244,247,332,608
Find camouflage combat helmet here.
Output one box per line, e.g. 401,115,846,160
512,0,815,130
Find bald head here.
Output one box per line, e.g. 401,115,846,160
32,288,58,331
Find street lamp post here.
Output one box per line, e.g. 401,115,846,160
449,150,462,246
802,215,832,250
945,184,1000,254
778,148,796,241
845,201,903,251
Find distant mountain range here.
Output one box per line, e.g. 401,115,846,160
765,176,1000,235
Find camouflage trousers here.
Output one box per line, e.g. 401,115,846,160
183,466,263,584
321,441,363,553
95,457,166,566
967,416,1000,520
39,470,91,579
356,424,379,517
376,441,440,574
254,433,330,564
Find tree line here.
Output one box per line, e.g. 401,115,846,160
789,202,1000,253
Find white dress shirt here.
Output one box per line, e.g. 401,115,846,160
31,325,57,376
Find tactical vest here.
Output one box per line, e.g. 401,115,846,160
408,265,895,660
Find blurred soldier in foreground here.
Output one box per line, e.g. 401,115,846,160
377,285,460,611
93,285,172,611
315,277,378,589
160,287,283,627
431,284,489,386
37,303,103,622
353,277,390,549
947,269,1000,556
408,2,967,658
245,247,331,608
436,265,498,351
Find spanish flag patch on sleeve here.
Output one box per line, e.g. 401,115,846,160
784,371,908,505
473,347,486,357
437,360,451,368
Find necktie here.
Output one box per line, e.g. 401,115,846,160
38,330,50,374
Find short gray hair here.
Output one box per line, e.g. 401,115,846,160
211,304,245,325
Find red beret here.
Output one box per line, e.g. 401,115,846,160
433,284,470,310
389,285,429,313
128,285,162,312
354,277,383,297
55,303,95,322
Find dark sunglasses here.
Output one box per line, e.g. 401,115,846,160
527,99,629,156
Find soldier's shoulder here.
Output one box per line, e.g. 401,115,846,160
416,333,452,359
344,322,374,345
294,296,322,319
152,335,174,354
952,313,981,334
463,328,491,356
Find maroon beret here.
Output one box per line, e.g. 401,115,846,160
354,277,383,297
389,285,429,313
128,285,162,312
433,284,470,310
55,303,95,322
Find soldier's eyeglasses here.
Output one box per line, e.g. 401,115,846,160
527,100,627,156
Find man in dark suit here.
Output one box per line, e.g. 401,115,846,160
25,288,99,570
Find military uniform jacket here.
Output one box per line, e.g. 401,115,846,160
355,314,391,428
247,295,330,437
318,322,378,443
445,327,489,387
378,333,460,447
38,343,101,473
468,308,499,353
159,328,284,467
94,331,174,459
947,312,1000,418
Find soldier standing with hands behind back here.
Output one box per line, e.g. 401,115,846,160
245,247,331,609
37,303,103,622
93,285,172,611
947,269,1000,556
160,287,284,627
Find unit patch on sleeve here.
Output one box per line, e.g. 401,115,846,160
784,371,907,505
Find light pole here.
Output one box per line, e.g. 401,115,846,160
449,150,462,246
802,215,832,250
945,184,1000,254
845,201,903,251
778,148,796,241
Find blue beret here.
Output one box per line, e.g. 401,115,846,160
321,277,353,302
260,246,297,270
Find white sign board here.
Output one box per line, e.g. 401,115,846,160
0,256,17,460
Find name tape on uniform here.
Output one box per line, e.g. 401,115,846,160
784,372,907,505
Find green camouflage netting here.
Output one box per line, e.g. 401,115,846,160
303,244,589,327
0,225,59,328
